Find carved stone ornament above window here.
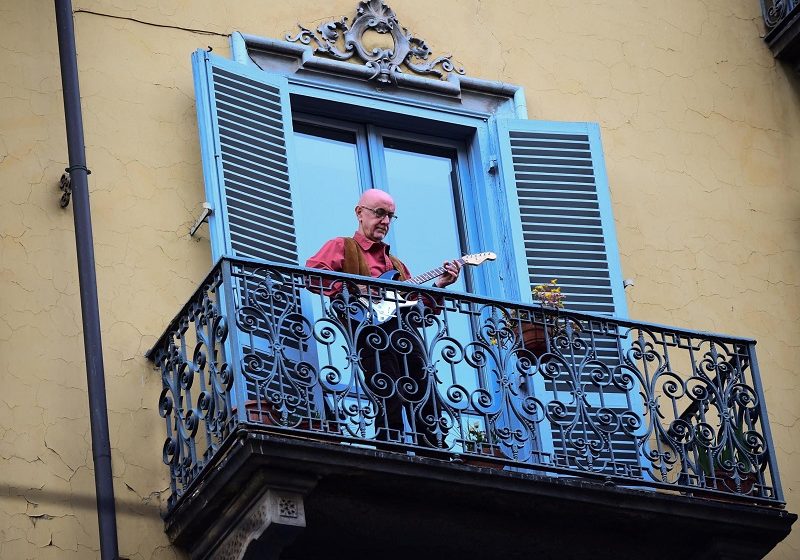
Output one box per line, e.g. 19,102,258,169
286,0,466,84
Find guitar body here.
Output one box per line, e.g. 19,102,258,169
377,270,403,281
352,270,414,325
346,252,496,326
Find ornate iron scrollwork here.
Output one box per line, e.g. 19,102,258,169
763,0,793,29
287,0,465,84
150,258,780,511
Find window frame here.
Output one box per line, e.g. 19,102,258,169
378,127,478,294
287,87,519,300
292,113,375,191
289,112,484,294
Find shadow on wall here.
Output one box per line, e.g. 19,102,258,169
0,483,165,518
786,61,800,96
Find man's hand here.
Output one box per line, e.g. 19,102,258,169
434,260,462,288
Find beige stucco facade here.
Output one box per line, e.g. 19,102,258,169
1,0,798,557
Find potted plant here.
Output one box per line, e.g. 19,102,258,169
463,421,505,469
695,424,758,495
518,279,567,354
241,397,320,431
464,421,487,452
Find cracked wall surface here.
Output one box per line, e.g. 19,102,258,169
1,0,798,558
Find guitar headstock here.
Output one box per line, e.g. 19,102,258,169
462,252,497,266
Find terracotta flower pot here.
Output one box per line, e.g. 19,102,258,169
519,323,548,355
712,469,757,494
241,400,343,434
463,442,506,469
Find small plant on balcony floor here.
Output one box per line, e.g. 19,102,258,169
695,424,758,494
463,421,506,468
465,421,487,453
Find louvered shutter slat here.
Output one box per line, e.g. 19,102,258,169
193,52,299,264
500,124,626,316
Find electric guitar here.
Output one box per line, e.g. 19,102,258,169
351,252,496,325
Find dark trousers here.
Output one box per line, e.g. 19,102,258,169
356,322,444,448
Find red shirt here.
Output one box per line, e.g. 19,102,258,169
305,231,413,279
305,232,441,309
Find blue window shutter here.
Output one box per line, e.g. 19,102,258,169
191,50,299,264
497,119,640,474
497,119,627,317
192,52,311,418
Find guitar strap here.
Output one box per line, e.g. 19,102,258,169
341,237,408,281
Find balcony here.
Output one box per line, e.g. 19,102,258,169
147,257,795,559
762,0,800,68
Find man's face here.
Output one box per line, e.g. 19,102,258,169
356,195,396,242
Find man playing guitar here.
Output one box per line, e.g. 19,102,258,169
306,188,462,449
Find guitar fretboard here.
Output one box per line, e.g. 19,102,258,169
409,258,467,285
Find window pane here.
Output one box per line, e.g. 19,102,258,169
383,139,473,452
293,123,362,262
382,141,466,292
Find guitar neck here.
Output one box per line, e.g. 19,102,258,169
408,257,466,285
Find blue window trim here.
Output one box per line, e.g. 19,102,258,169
293,113,375,191
586,122,629,319
191,50,228,258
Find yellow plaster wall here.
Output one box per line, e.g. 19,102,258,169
0,0,797,558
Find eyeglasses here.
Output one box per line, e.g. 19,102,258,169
359,206,398,221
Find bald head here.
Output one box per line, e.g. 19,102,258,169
355,189,396,242
358,189,394,208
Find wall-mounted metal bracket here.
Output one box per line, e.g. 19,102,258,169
190,202,214,237
59,172,72,208
59,165,92,208
487,157,498,174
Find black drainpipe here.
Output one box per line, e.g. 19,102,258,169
54,1,120,558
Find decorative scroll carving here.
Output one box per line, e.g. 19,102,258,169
286,0,465,84
213,490,306,560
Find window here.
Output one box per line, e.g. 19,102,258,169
191,46,636,469
292,117,472,291
192,51,626,313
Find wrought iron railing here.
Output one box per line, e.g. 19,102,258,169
762,0,799,32
761,0,800,68
148,257,785,511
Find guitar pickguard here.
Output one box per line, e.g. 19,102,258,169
356,290,417,325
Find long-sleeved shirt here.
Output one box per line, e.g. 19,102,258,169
305,231,445,317
305,231,412,279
